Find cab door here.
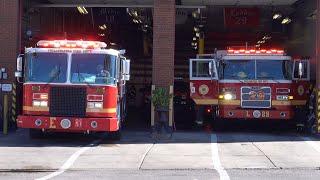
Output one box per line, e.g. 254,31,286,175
292,59,310,106
189,59,219,105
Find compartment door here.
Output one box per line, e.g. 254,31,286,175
292,59,310,106
189,59,219,105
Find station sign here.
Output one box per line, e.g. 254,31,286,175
224,7,260,28
2,84,12,92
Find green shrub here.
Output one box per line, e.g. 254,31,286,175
151,87,172,108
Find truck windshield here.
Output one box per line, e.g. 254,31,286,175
221,59,292,80
221,60,255,80
25,53,68,83
256,60,292,80
70,54,117,85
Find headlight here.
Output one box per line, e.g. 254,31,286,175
33,100,48,107
40,101,48,107
220,93,236,100
224,93,233,100
94,102,103,108
87,102,103,109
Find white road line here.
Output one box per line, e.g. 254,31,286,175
211,134,230,180
301,137,320,153
138,143,155,170
35,139,101,180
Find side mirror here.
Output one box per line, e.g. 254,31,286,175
298,61,304,78
121,59,130,81
208,61,213,76
15,55,24,79
17,57,23,71
123,75,130,81
15,71,22,78
119,49,126,55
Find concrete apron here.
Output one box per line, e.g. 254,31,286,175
0,130,213,171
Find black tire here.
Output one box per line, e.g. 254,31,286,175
109,130,121,141
29,129,44,139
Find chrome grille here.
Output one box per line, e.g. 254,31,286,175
241,86,271,109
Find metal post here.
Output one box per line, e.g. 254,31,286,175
3,94,8,135
169,85,173,129
198,32,205,54
316,0,320,133
11,83,17,129
151,85,155,127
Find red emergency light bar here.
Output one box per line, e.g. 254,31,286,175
227,49,284,55
37,40,107,49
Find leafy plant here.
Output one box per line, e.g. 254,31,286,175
151,87,172,108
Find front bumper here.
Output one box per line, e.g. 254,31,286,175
17,115,119,132
219,109,294,120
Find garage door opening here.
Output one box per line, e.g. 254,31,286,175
22,4,153,130
174,0,317,131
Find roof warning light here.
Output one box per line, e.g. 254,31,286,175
37,40,107,49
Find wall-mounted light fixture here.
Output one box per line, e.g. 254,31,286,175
77,6,88,15
281,17,292,24
99,24,107,30
273,13,282,20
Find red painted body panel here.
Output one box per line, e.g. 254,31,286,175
219,82,296,120
219,106,293,120
18,83,119,132
17,115,119,132
190,80,219,102
190,80,309,120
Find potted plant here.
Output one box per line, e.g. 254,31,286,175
151,87,172,133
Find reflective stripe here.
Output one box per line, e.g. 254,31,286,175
272,100,306,106
23,106,49,112
86,108,117,113
193,99,218,105
219,100,241,105
290,100,307,106
23,106,117,113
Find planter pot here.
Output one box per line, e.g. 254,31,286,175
156,106,169,122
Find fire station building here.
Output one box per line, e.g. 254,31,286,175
0,0,320,130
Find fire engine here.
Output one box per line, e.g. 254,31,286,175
14,40,130,139
189,48,310,124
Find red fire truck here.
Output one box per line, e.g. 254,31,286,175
15,40,130,139
189,48,310,124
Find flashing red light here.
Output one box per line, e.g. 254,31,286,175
37,40,107,49
87,95,104,102
206,108,211,113
226,48,284,55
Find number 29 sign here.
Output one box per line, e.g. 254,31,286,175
224,7,260,28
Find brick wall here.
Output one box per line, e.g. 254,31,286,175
152,0,175,87
0,0,20,82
